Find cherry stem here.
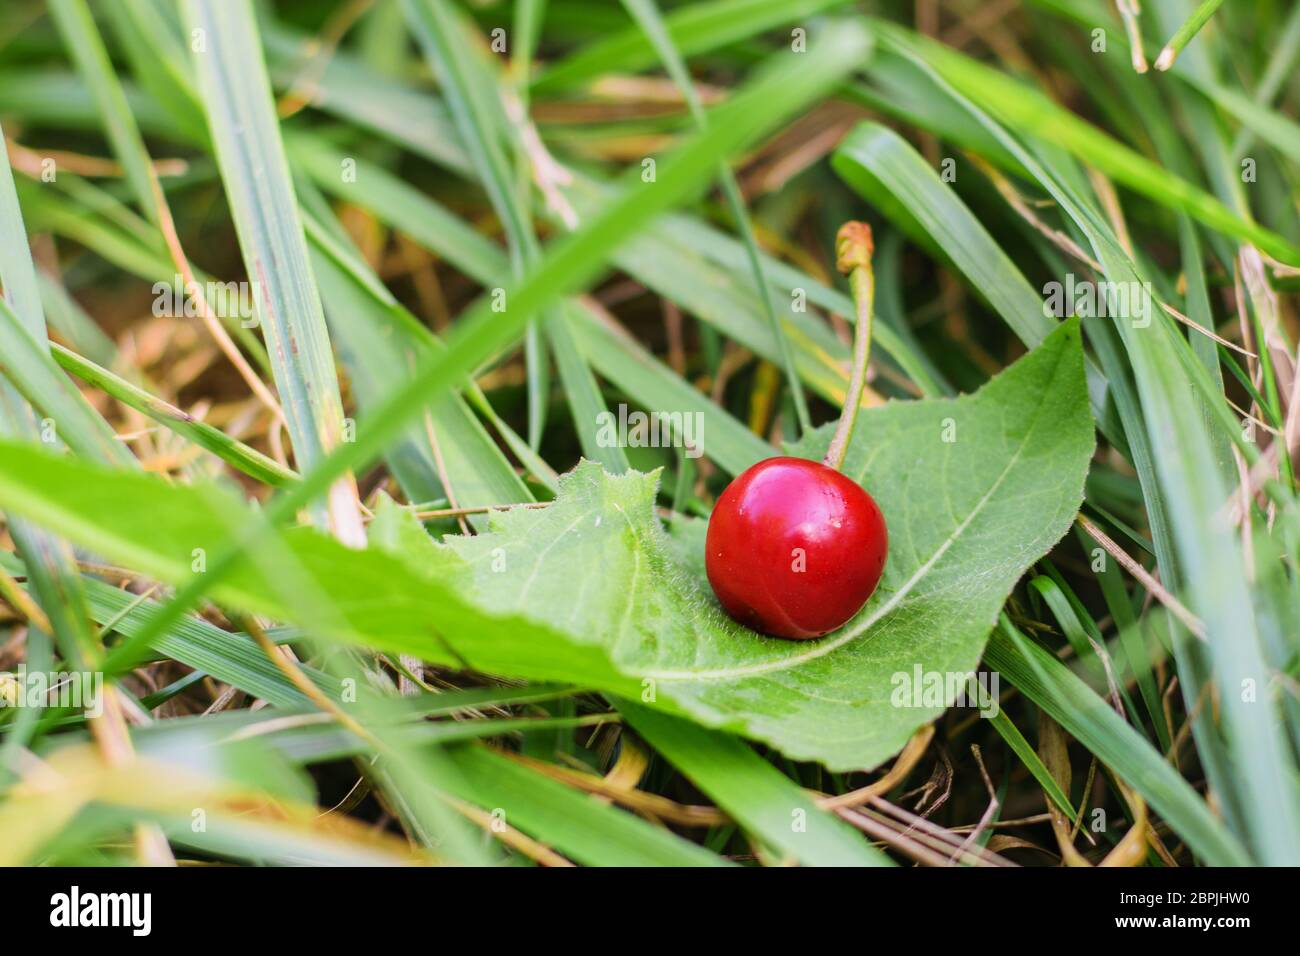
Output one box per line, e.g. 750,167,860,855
823,222,875,473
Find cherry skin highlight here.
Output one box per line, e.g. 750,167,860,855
705,456,888,640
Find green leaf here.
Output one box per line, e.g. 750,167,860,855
0,321,1086,770
0,320,1089,772
0,436,645,694
414,319,1094,770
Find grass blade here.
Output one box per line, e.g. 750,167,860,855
401,0,624,469
47,0,161,225
534,0,852,92
184,0,364,542
620,0,813,433
438,743,731,866
985,620,1248,866
291,133,766,476
50,343,298,487
302,209,536,508
620,701,890,866
872,20,1300,267
1154,0,1227,71
918,52,1300,862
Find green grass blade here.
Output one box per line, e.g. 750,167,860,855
980,47,1298,863
620,700,890,866
620,0,813,434
512,0,546,98
534,0,853,92
302,210,536,509
292,134,765,477
401,0,622,468
23,556,329,708
986,620,1249,865
1229,0,1300,159
101,0,208,145
859,18,1290,861
1154,0,1227,71
47,0,161,225
872,20,1300,267
648,210,944,398
36,270,116,369
834,122,1055,350
0,69,176,139
0,115,125,692
568,302,774,475
51,343,297,487
183,0,362,539
273,29,937,402
0,292,130,467
1075,524,1172,753
14,176,271,374
439,743,732,866
984,702,1077,822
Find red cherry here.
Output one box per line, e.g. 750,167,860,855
705,456,888,640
